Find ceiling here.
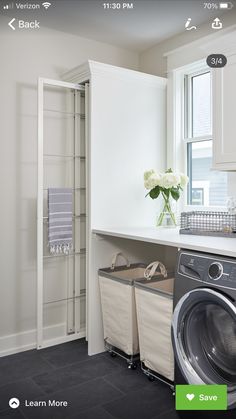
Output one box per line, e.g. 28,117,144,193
1,0,231,51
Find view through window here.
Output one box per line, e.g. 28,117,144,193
185,70,227,207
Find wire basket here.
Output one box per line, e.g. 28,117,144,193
180,211,236,237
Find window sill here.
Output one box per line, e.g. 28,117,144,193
183,205,227,212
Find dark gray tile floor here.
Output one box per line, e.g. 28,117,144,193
0,339,176,419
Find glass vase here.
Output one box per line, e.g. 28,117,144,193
157,195,177,228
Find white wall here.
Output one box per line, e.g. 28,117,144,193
0,23,139,355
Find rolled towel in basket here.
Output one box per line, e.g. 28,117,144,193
48,188,73,255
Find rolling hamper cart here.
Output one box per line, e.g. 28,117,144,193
135,262,174,388
98,253,167,369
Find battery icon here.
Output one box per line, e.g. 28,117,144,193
219,2,234,8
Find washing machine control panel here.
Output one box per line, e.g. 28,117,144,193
178,252,236,289
208,262,223,280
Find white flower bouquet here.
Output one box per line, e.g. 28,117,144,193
144,168,189,226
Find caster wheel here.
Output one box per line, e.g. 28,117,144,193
110,352,116,358
148,375,155,382
128,363,137,370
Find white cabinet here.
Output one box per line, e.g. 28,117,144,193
213,53,236,170
63,61,167,354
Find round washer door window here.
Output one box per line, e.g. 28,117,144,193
172,288,236,408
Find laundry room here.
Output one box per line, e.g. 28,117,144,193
0,1,236,418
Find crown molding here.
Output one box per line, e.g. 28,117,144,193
62,61,91,83
62,60,167,88
164,25,236,58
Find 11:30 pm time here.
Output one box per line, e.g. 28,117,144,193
103,3,134,9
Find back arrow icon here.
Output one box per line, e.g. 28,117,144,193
8,18,16,30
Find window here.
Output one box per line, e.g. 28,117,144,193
184,69,227,207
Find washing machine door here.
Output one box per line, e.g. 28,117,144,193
172,287,236,408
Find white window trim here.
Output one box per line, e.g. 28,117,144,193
167,59,227,213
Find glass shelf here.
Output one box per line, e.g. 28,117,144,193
43,187,86,191
43,154,86,159
43,108,85,118
43,292,86,306
43,213,86,221
43,249,86,259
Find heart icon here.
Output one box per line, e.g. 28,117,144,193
186,393,195,401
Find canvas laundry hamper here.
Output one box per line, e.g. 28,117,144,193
135,266,174,382
98,253,168,357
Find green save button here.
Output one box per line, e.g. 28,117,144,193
176,385,227,410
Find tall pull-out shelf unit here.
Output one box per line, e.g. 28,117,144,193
37,78,88,349
37,61,167,355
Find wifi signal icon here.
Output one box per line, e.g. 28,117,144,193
42,2,51,9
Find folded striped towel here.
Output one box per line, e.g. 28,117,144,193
48,188,73,255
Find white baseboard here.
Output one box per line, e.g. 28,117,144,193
0,328,37,357
0,323,84,357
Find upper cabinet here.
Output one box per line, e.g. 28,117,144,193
211,30,236,170
63,61,167,229
213,53,236,170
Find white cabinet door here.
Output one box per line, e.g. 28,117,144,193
213,53,236,170
88,62,167,229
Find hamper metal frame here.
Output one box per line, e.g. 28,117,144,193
141,362,174,390
105,339,139,369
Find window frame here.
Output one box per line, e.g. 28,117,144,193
169,60,227,212
185,68,212,206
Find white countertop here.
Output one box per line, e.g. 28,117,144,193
92,226,236,258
